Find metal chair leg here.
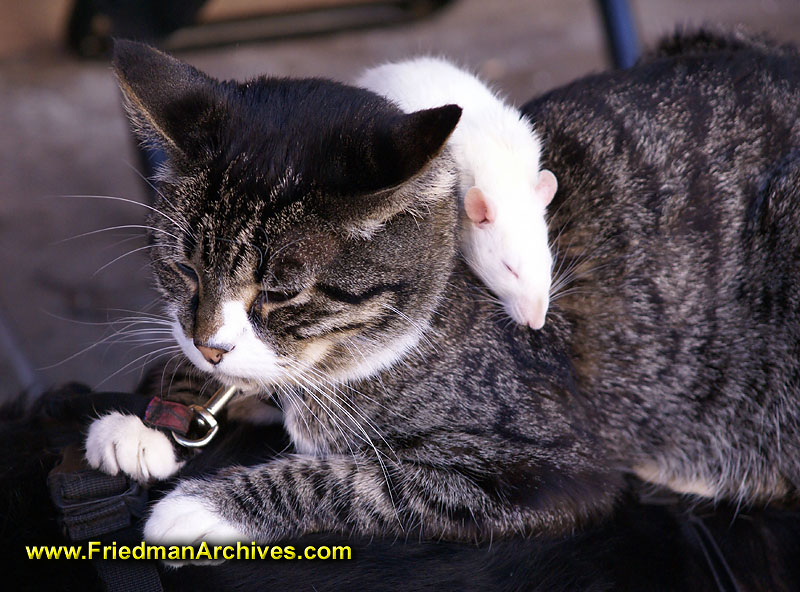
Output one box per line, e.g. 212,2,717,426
597,0,641,68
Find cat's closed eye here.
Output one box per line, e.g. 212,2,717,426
250,289,302,316
266,289,301,303
174,262,199,284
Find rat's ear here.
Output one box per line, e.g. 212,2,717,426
464,186,496,225
534,169,558,206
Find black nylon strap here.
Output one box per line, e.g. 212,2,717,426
48,452,147,540
46,422,164,592
94,559,163,592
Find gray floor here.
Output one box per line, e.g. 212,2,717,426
2,0,800,402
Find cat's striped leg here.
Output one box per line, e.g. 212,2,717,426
143,450,618,550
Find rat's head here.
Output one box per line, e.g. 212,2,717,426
462,170,557,329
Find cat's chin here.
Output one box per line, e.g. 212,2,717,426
212,373,269,397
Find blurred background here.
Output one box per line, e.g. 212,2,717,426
1,0,798,404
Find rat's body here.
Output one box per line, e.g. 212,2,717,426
357,57,557,328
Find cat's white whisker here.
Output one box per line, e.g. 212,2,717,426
334,339,414,423
56,224,181,245
265,235,307,267
277,380,343,456
287,372,373,472
97,233,148,253
41,310,170,329
95,344,182,388
378,303,439,353
103,306,171,319
273,383,309,437
121,160,183,217
58,193,193,238
277,379,367,472
283,358,400,495
292,339,410,424
158,352,189,396
39,322,169,369
284,360,378,447
92,243,161,276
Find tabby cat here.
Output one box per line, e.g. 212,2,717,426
85,33,800,548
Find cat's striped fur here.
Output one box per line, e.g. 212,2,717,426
86,34,800,548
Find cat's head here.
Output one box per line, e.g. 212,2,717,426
113,40,462,392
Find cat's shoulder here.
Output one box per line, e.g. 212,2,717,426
521,29,800,124
642,26,800,62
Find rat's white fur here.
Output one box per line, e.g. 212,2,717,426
357,56,557,328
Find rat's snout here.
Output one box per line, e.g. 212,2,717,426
524,294,549,330
527,311,546,330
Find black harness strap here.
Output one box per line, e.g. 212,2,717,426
43,385,166,592
92,554,164,592
48,445,146,540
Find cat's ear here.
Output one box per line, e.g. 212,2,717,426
534,169,558,207
334,103,461,237
464,186,496,225
112,39,222,158
374,104,462,188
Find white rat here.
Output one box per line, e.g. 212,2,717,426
356,57,558,329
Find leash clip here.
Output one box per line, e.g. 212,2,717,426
171,385,239,448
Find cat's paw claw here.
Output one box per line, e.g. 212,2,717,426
84,412,184,483
144,484,246,564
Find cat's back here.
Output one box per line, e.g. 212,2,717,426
520,42,800,499
524,47,800,172
522,45,800,258
523,42,800,356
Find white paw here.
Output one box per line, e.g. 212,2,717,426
85,412,184,483
144,483,247,547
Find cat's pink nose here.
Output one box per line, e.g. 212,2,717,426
193,341,232,365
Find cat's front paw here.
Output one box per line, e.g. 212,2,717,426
144,482,246,551
85,412,184,483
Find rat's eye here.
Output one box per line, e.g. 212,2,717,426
503,262,520,279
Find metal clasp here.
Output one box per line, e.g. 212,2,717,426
171,385,238,448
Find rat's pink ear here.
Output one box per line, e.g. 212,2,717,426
534,169,558,206
464,186,496,225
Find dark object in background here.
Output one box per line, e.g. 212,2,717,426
66,0,640,65
3,383,800,592
66,0,456,58
67,0,461,199
67,0,208,57
78,0,640,198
